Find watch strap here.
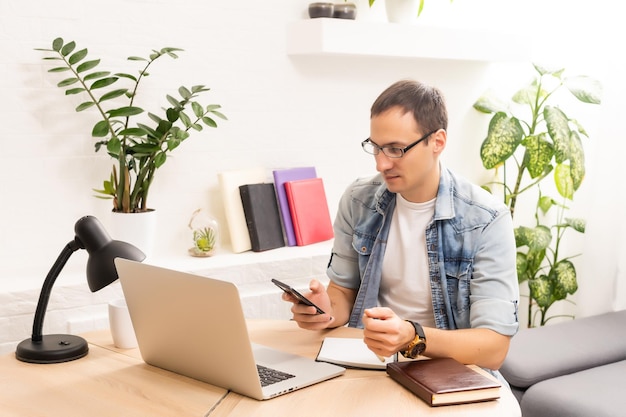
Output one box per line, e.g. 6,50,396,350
402,320,426,359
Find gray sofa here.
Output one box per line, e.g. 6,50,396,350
500,309,626,417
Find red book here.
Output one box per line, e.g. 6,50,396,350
284,178,334,246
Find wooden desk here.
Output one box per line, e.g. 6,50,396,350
213,320,522,417
1,343,226,417
2,321,521,417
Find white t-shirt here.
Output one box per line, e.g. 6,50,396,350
379,194,436,328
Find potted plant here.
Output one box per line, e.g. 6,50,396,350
473,63,602,327
36,38,227,214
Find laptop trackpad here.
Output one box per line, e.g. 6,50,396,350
252,344,300,366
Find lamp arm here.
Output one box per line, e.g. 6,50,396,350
30,240,81,342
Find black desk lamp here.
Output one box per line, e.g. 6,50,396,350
15,215,146,364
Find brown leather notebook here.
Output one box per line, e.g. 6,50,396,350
386,358,501,406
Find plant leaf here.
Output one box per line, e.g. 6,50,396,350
179,111,191,128
76,101,95,112
528,274,553,308
538,195,554,214
202,116,217,127
544,106,571,163
166,94,180,108
154,152,167,168
564,217,586,233
554,163,574,200
565,75,602,104
84,71,110,81
568,130,585,190
91,77,119,90
516,252,529,283
57,77,78,87
179,86,192,99
99,88,128,102
65,87,86,95
521,133,554,179
60,41,76,56
551,259,578,296
192,101,203,118
515,225,551,250
92,120,110,137
68,48,88,65
480,112,524,169
209,109,227,120
52,38,64,52
107,106,144,118
76,59,100,73
115,72,138,82
166,107,179,123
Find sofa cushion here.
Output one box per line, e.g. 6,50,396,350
501,309,626,388
520,360,626,417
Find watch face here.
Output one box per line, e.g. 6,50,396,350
410,341,425,357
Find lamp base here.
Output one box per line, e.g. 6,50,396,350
16,334,89,364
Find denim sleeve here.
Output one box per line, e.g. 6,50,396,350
326,184,361,290
469,209,520,336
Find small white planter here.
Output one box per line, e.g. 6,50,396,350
385,0,420,23
109,210,157,258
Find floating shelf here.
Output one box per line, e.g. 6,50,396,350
286,19,531,62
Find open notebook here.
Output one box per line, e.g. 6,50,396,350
115,259,345,400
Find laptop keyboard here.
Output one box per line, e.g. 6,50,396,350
257,364,296,387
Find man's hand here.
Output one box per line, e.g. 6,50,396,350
282,279,334,330
362,307,415,358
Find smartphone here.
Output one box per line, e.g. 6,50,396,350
271,278,325,315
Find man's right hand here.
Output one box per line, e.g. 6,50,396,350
282,279,335,330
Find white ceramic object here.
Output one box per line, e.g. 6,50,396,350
385,0,420,23
109,210,157,258
108,298,138,349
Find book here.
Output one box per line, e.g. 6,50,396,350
386,358,501,407
272,167,317,246
316,337,394,370
239,183,285,252
217,168,268,253
284,177,334,246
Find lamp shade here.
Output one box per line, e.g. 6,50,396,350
74,216,146,292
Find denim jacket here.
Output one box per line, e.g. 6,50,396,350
327,166,519,336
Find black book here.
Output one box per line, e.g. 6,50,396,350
239,183,286,252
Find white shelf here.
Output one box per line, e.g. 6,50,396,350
286,19,530,62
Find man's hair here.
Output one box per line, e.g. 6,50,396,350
371,80,448,135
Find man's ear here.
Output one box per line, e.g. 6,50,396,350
432,129,447,154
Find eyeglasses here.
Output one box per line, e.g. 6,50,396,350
361,129,439,158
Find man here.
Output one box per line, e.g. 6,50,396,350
282,80,519,373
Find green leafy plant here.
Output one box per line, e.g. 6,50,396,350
36,38,227,213
473,63,602,327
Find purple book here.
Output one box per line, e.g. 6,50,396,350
272,167,317,246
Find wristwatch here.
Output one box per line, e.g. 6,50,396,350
402,320,426,359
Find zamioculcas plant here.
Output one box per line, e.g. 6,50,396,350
36,38,227,213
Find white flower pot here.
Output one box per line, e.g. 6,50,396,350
354,0,388,22
109,210,157,258
385,0,420,23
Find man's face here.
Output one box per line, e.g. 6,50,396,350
369,107,445,203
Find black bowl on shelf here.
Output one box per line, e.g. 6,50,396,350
333,2,356,19
308,2,334,18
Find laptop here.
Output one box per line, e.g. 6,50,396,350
114,258,345,400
